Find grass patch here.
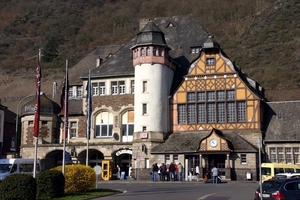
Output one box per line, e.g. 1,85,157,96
41,188,120,200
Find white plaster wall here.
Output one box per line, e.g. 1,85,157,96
134,63,174,133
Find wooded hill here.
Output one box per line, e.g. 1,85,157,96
0,0,300,110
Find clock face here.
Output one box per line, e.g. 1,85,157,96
209,138,218,147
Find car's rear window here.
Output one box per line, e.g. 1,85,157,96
262,181,282,190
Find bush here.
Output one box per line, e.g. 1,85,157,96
52,164,96,194
0,174,36,200
36,169,65,199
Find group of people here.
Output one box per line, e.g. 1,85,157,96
150,162,184,181
151,163,219,183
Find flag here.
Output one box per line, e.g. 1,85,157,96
86,70,92,140
33,49,42,138
60,69,69,139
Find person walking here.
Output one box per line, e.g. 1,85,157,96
169,162,175,181
211,166,219,184
196,165,200,181
116,165,120,180
159,163,166,181
177,163,183,181
152,163,159,181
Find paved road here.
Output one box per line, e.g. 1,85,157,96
95,180,258,200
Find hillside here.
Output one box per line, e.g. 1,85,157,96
0,0,300,112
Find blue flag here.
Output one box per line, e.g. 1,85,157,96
86,70,92,140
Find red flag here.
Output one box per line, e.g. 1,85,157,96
60,70,69,138
33,49,42,138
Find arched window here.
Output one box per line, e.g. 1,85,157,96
146,47,150,56
141,48,145,56
121,110,134,142
158,48,163,56
95,111,113,137
153,47,157,56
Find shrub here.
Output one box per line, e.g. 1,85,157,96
36,169,65,199
0,174,36,200
52,164,96,194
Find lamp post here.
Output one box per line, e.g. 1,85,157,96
15,94,35,157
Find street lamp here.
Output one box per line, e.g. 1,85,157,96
15,94,35,157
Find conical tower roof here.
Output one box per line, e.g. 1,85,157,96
131,21,169,49
20,92,61,116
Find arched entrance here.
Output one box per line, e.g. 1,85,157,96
114,149,132,179
77,149,104,167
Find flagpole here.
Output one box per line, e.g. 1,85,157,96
86,70,91,166
62,60,68,175
33,48,42,178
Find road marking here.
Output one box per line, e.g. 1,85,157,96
197,193,217,200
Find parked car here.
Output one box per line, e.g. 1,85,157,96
254,178,300,200
273,173,300,179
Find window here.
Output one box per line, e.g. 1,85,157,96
206,58,215,65
119,81,125,94
141,48,145,56
146,47,150,56
187,104,196,123
131,80,135,94
142,103,147,115
70,121,78,138
227,102,235,122
95,112,113,137
270,147,277,163
187,92,196,102
77,86,82,98
286,148,292,164
197,104,205,123
122,111,134,142
237,102,246,122
165,155,170,164
217,91,225,100
99,82,105,95
217,102,225,123
178,104,186,124
178,90,246,124
143,81,147,93
153,47,157,56
158,48,163,56
278,147,284,163
227,90,235,100
142,126,147,131
173,155,178,164
207,103,215,123
111,81,118,95
68,87,74,98
294,148,300,164
241,154,247,164
92,83,98,96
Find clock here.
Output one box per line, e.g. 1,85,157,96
209,138,218,148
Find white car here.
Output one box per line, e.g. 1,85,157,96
273,172,300,179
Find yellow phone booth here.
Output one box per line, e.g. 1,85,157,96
101,160,112,180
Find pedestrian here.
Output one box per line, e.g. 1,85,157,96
196,165,200,181
152,163,159,181
116,165,120,180
160,163,166,181
211,166,218,184
169,162,175,181
177,163,183,181
166,163,170,181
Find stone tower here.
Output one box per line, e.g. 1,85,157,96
130,21,175,167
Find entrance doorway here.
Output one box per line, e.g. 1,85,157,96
204,154,226,177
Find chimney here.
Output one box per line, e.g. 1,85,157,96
139,19,150,31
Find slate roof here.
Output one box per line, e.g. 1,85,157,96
20,93,61,116
81,14,209,86
151,130,257,154
68,45,121,85
264,101,300,142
